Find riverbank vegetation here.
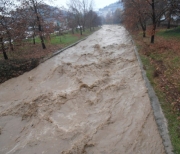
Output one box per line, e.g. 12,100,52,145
0,0,102,83
123,0,180,153
0,0,102,59
134,24,180,154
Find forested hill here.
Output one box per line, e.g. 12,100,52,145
99,1,123,12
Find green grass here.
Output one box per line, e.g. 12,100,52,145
157,26,180,39
140,50,180,151
154,86,180,153
162,102,180,154
135,27,180,153
34,29,94,46
140,54,156,86
0,54,3,59
138,49,180,154
35,34,77,45
141,54,180,153
154,79,180,154
172,56,180,69
50,34,79,45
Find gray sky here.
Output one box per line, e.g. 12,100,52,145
47,0,119,10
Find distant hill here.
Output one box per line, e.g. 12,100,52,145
97,1,123,17
36,5,68,24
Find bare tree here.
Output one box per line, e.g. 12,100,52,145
86,1,99,31
124,0,168,43
145,0,168,43
105,12,114,24
123,0,149,37
67,0,83,35
113,8,122,24
52,7,68,40
86,10,95,31
10,8,30,46
67,0,94,35
67,11,77,34
166,0,180,29
0,0,16,59
19,0,49,49
81,0,92,31
0,32,8,60
0,0,15,54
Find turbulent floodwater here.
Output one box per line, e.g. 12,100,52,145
0,25,165,154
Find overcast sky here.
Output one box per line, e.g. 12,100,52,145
47,0,119,10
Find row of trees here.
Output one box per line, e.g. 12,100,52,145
123,0,180,43
67,0,101,34
0,0,101,60
0,0,51,59
101,8,122,25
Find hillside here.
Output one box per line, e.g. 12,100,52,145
98,1,123,17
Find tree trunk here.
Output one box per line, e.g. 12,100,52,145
6,30,13,51
40,35,46,49
151,23,156,43
3,51,8,60
33,1,46,49
151,0,156,44
167,17,171,29
9,41,14,51
151,34,155,43
33,34,35,45
72,28,74,34
80,27,82,35
139,19,146,38
8,36,13,51
143,25,146,38
143,30,146,37
0,37,8,60
167,10,172,29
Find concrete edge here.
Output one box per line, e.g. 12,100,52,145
132,40,174,154
40,36,88,63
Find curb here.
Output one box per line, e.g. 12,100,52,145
40,36,88,63
132,40,174,154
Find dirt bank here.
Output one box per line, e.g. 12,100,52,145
0,25,165,154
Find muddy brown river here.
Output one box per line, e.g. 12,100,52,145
0,25,165,154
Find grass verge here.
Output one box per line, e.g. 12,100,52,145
157,26,180,39
134,29,180,154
